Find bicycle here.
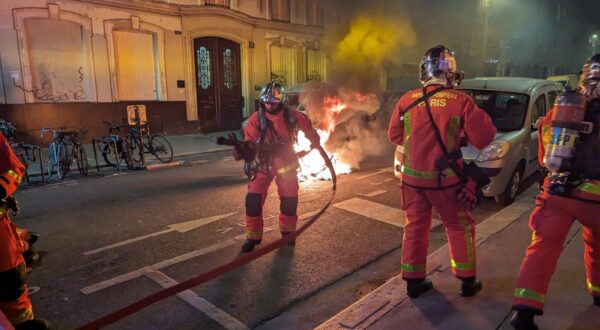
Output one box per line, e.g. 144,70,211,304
42,127,88,180
0,120,44,184
93,122,133,170
127,123,173,164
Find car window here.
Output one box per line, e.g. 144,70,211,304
462,90,529,132
532,94,547,126
547,91,558,106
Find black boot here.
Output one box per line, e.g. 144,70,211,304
28,231,40,245
241,239,261,253
15,318,50,330
459,276,482,297
594,295,600,307
510,309,539,330
281,232,296,245
406,278,433,298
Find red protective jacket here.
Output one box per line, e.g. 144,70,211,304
389,85,496,189
539,107,600,202
0,134,24,199
244,107,319,172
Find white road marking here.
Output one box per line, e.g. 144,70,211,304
83,212,236,256
358,190,387,198
334,198,406,227
188,160,209,165
334,198,442,229
28,286,40,295
146,271,250,330
370,182,384,186
356,169,389,180
217,228,234,234
81,227,274,294
221,156,235,162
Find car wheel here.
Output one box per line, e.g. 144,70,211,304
495,165,522,205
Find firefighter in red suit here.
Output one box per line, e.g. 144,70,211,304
0,134,48,329
237,82,320,253
510,55,600,330
388,45,496,298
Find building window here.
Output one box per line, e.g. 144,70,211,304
270,0,291,22
270,45,297,86
223,48,235,89
23,18,91,102
205,0,231,8
306,49,326,81
114,31,160,100
197,47,211,90
306,0,324,26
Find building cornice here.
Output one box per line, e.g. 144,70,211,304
73,0,325,36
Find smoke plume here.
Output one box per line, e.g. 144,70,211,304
302,5,416,169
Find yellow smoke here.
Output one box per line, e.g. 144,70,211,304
333,10,416,69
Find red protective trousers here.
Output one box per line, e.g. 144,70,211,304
245,163,299,240
0,214,33,325
401,185,477,279
513,192,600,311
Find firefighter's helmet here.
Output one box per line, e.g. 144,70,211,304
259,81,286,113
580,54,600,99
419,45,464,87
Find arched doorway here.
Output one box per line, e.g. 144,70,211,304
194,37,242,131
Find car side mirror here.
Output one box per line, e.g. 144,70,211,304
532,117,544,131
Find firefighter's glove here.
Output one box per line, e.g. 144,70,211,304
456,180,478,209
4,196,19,216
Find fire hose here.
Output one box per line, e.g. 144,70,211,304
76,142,336,329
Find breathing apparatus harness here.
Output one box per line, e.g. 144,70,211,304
397,86,490,193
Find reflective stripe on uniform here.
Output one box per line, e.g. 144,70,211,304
8,304,33,325
279,224,297,233
578,181,600,195
246,230,263,239
6,170,20,182
277,164,297,175
0,206,6,217
457,212,475,268
401,263,426,272
514,288,545,303
450,259,475,271
588,279,600,293
446,116,460,150
402,167,456,179
404,113,411,169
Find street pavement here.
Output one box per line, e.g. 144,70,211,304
15,144,526,330
317,186,600,330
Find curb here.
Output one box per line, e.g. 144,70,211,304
146,161,185,171
316,187,537,330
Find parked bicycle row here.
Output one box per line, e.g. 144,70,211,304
0,119,174,184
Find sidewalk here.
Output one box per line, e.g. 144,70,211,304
23,131,236,181
318,187,600,330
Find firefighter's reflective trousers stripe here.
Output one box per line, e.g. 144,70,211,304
513,192,600,311
0,215,34,326
400,185,476,279
245,167,299,241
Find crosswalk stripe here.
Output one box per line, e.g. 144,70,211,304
334,198,406,227
334,198,442,229
146,271,250,330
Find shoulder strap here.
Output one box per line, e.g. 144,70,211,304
422,86,450,156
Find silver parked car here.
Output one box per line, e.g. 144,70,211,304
394,77,564,205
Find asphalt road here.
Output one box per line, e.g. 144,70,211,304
14,149,514,329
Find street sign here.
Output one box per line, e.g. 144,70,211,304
126,105,147,126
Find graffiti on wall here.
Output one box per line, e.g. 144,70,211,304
13,67,87,102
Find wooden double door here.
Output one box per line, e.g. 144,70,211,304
194,37,242,131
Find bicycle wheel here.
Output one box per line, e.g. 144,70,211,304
47,144,56,177
57,143,70,180
77,146,89,177
150,135,173,163
128,135,144,164
100,141,116,166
